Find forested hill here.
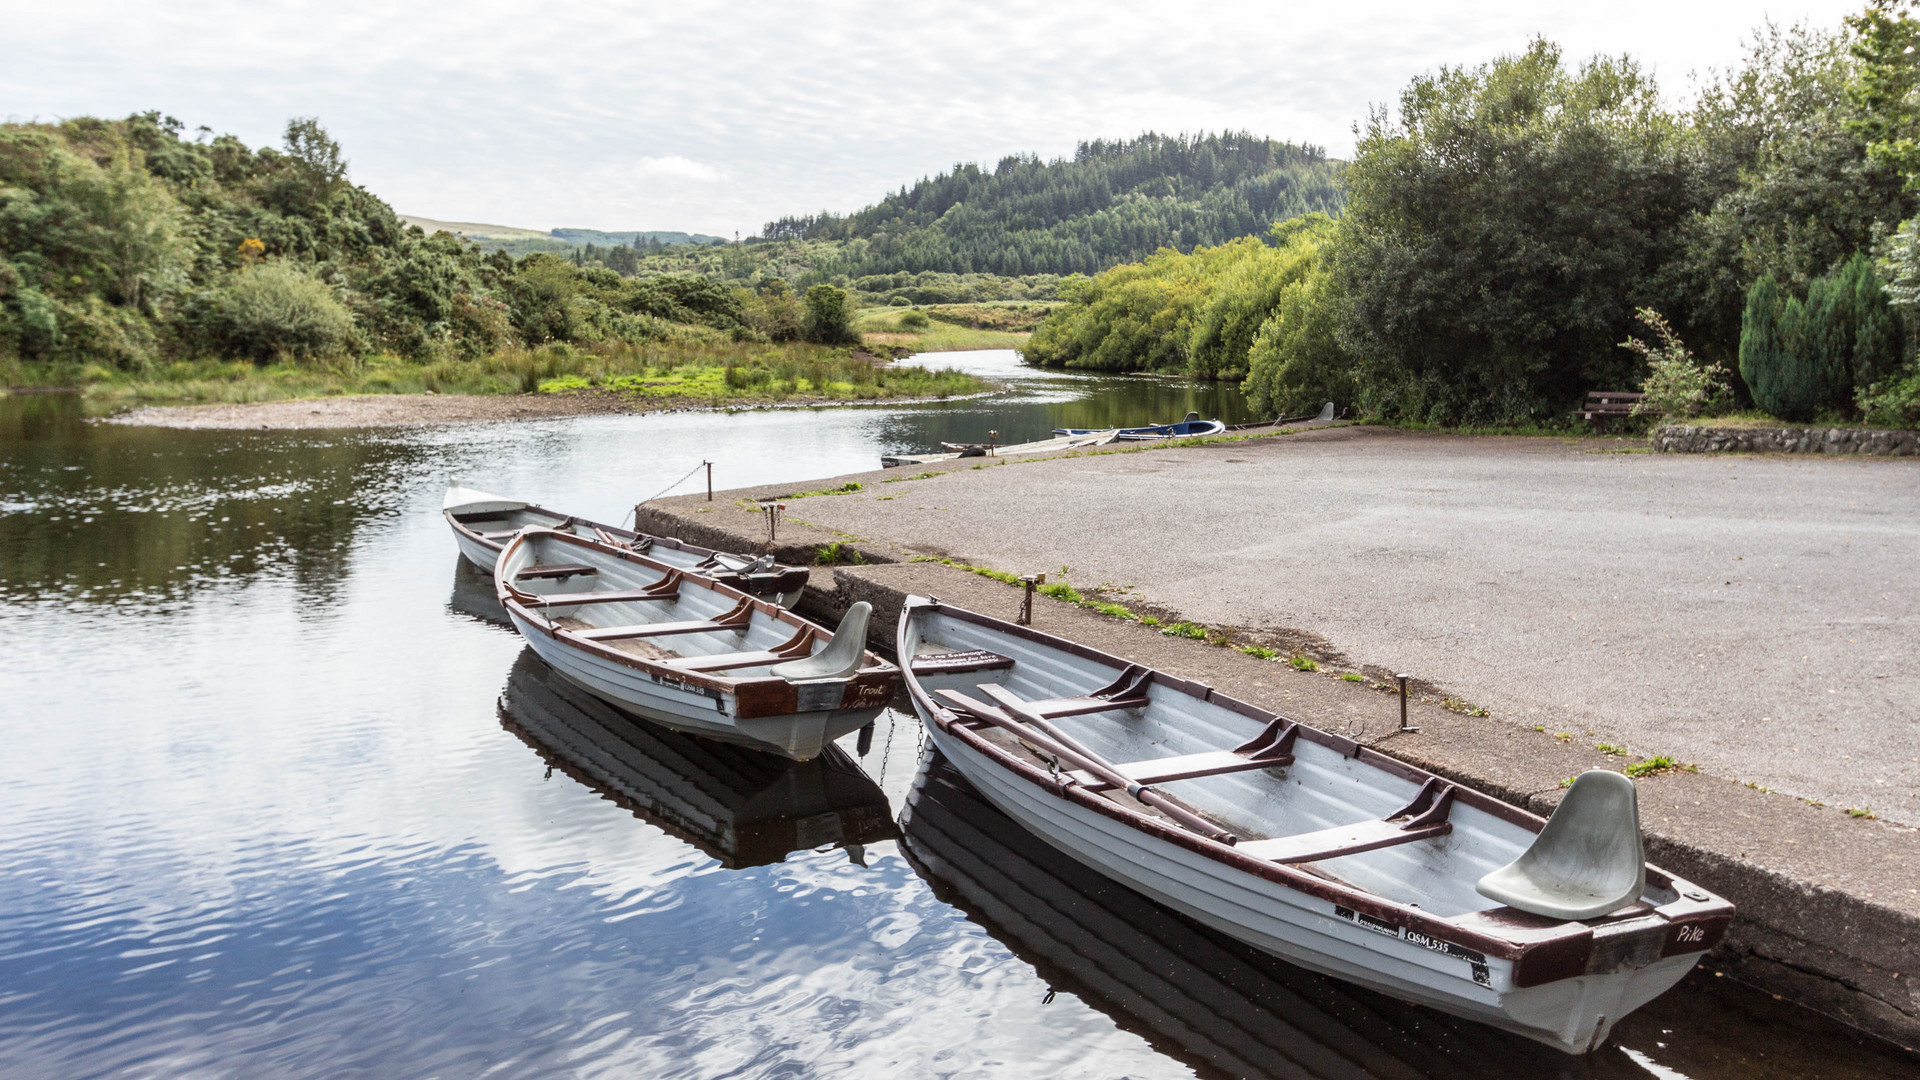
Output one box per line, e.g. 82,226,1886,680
761,132,1343,277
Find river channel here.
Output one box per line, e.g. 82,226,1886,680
2,351,1913,1079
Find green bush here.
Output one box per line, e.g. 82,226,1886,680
205,262,356,362
802,284,857,344
1622,308,1730,418
1739,258,1903,420
898,309,930,329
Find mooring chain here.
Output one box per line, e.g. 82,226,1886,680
624,460,712,526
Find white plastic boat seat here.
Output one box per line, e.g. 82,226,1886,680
1236,778,1456,864
770,602,871,681
515,563,599,581
909,650,1016,677
479,528,525,539
1066,749,1294,790
1475,769,1646,920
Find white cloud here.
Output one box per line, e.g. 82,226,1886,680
630,155,722,182
0,0,1871,234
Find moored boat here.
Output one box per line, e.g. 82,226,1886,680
896,597,1734,1054
900,750,1569,1078
500,649,897,867
496,527,899,760
1052,412,1225,441
444,485,809,606
879,429,1119,469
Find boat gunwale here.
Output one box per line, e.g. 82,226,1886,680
898,598,1733,982
445,500,810,595
497,528,899,714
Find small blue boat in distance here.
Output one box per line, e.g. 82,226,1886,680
1054,411,1225,442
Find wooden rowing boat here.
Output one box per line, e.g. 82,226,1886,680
444,485,809,606
500,649,897,867
897,597,1733,1054
496,528,899,760
900,750,1569,1076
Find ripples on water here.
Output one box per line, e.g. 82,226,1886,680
2,359,1913,1078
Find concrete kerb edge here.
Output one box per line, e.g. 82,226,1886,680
635,494,1920,1052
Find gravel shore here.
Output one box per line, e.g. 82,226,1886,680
103,391,642,429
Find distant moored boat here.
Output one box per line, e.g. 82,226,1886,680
1053,411,1224,441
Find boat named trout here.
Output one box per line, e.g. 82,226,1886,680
496,527,899,760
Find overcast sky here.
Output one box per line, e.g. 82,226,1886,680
2,1,1869,236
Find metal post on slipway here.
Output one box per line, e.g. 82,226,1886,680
1018,573,1045,626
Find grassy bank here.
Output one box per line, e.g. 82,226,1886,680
6,340,991,410
852,301,1054,353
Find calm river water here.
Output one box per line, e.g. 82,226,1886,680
2,352,1913,1079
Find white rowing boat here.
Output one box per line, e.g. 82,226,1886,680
879,429,1119,469
897,597,1733,1054
445,485,808,607
899,750,1559,1076
495,527,899,760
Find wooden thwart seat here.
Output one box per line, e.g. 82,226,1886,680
909,650,1016,677
937,690,1301,791
1236,778,1457,864
974,667,1151,719
515,563,598,581
662,625,814,673
573,598,754,642
530,570,684,608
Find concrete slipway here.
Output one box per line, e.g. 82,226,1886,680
635,425,1920,1050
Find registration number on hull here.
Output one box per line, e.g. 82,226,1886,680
1334,905,1492,986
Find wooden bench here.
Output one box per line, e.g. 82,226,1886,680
1582,391,1650,432
1235,778,1455,864
663,625,814,672
515,563,598,581
574,598,754,641
527,571,684,608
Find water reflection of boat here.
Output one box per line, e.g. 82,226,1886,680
900,751,1588,1080
447,555,514,628
499,649,898,868
444,485,809,606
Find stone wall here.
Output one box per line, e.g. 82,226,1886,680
1654,424,1919,456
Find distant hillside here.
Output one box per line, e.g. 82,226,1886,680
762,131,1344,277
400,216,549,240
400,217,726,256
551,228,726,246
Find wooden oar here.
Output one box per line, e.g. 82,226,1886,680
937,688,1240,846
